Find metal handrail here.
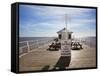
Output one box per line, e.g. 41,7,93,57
19,38,54,55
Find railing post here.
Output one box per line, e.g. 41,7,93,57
26,41,30,52
19,47,22,55
36,40,38,48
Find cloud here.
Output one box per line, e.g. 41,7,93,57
72,30,96,38
19,5,96,37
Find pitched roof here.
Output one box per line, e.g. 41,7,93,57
57,28,73,33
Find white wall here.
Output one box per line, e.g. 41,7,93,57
0,0,99,76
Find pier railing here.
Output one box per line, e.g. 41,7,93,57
19,39,54,56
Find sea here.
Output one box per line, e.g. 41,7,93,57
78,36,96,47
83,37,96,47
19,37,55,47
19,36,96,48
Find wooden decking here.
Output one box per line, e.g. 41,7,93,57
19,42,96,71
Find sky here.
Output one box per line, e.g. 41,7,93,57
19,4,96,38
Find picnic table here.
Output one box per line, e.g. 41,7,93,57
48,42,61,50
48,41,83,51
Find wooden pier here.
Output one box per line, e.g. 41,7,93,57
19,40,96,71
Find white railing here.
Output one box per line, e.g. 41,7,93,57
19,38,54,55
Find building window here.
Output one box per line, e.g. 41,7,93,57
68,34,71,39
59,34,62,39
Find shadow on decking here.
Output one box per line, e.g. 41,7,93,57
47,48,59,51
42,65,50,71
53,56,71,70
41,56,71,71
